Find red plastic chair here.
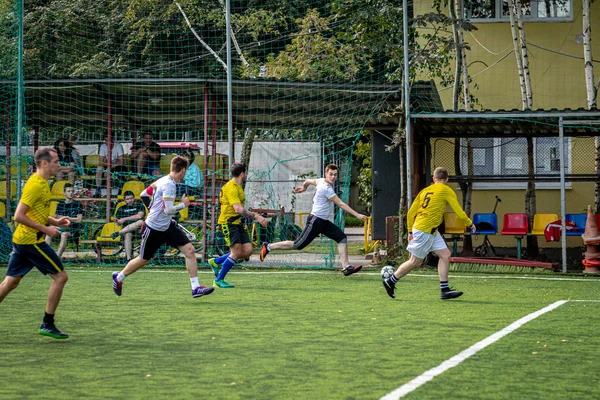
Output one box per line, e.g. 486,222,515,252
501,213,529,259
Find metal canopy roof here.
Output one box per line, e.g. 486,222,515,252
413,110,600,138
8,78,443,132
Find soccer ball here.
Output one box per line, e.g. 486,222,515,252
381,265,395,279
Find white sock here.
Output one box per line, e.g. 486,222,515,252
117,272,126,282
267,243,271,251
190,277,200,290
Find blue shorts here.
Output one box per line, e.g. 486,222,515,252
6,242,64,277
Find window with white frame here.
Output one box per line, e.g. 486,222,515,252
463,0,572,22
459,137,571,189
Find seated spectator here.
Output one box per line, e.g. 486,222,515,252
111,190,146,262
54,138,83,182
130,133,162,176
95,134,128,197
176,150,204,198
45,183,83,257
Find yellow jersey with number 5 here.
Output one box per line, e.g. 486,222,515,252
407,182,472,234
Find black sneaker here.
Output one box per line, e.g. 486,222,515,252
342,265,362,276
383,278,396,299
38,323,69,339
441,289,463,300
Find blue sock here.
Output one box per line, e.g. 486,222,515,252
214,252,230,265
216,256,235,281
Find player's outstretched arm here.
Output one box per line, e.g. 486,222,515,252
294,179,317,193
330,196,367,221
232,203,268,227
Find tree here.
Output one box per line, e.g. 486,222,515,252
509,0,538,258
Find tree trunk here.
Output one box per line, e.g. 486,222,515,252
509,0,527,109
583,0,596,108
525,135,539,257
398,130,407,256
450,0,474,255
240,128,256,181
516,0,533,109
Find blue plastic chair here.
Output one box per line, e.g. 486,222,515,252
473,213,498,235
565,213,586,236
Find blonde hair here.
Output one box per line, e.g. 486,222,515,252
433,167,448,181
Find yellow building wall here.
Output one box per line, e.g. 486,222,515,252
415,0,600,110
414,1,600,249
430,137,596,248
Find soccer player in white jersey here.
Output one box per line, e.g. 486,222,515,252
259,164,367,276
111,156,214,299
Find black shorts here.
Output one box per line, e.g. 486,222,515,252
139,221,190,260
221,223,251,247
293,214,346,250
6,242,64,277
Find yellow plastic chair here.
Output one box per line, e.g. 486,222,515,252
50,180,73,201
443,212,466,256
10,157,28,176
80,154,100,182
160,154,177,174
0,181,17,200
0,201,6,219
176,203,189,223
531,213,559,236
95,222,123,243
118,180,146,200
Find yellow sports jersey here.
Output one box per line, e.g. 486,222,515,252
13,173,52,244
407,182,472,234
218,179,245,225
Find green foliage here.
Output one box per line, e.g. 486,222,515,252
354,132,372,213
344,215,363,227
1,268,599,399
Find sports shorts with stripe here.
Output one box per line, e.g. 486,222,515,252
221,223,251,247
139,220,190,260
293,214,346,250
6,242,64,277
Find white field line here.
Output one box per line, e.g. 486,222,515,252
381,300,575,400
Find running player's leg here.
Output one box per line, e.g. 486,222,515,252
0,246,30,302
431,233,462,299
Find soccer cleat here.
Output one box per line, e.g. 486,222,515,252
441,289,463,300
208,258,220,277
38,323,69,339
111,232,120,239
383,278,396,299
192,286,215,298
259,242,270,262
112,271,122,296
213,279,235,288
342,265,362,276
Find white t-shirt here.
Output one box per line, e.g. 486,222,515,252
145,175,177,231
99,142,125,162
310,178,337,220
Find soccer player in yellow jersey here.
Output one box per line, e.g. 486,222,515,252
208,163,267,288
0,147,72,339
383,167,476,300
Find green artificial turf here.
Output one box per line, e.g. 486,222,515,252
0,267,598,399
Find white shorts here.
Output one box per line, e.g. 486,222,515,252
406,229,448,259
